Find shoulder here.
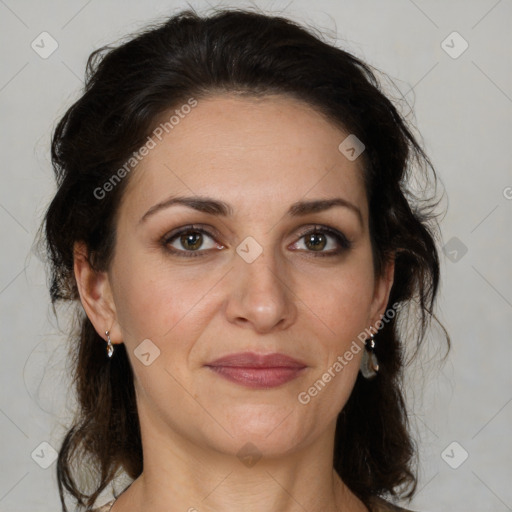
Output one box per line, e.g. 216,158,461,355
91,499,116,512
368,495,417,512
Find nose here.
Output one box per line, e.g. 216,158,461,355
224,247,297,334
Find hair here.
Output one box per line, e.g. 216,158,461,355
41,7,448,512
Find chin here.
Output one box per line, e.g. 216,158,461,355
201,406,310,459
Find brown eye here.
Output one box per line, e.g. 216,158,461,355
291,225,352,257
162,225,223,257
179,231,204,251
304,232,327,251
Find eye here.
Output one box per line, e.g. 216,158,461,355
161,224,351,258
290,225,351,256
162,225,223,257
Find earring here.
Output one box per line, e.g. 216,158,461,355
105,330,114,358
360,334,379,379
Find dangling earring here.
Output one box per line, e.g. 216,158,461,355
105,330,114,358
360,333,379,379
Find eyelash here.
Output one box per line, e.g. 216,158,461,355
160,224,352,258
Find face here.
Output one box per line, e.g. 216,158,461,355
79,93,393,459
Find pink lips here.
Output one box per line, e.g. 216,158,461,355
205,352,307,389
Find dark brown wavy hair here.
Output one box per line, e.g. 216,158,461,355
40,7,448,512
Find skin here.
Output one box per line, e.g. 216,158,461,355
74,93,394,512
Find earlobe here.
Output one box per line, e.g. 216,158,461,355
370,255,396,325
73,241,121,343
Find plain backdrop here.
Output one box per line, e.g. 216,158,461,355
0,1,511,511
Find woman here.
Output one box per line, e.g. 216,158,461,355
42,8,447,512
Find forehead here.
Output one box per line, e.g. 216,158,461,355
120,93,368,220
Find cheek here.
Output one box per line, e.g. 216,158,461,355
110,246,218,347
110,242,176,341
334,276,373,328
114,277,196,344
303,260,375,344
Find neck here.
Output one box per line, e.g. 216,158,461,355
112,411,368,512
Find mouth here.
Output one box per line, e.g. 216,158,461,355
204,352,308,389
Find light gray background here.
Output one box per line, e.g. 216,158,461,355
1,1,511,511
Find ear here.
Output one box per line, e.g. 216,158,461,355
73,241,122,345
369,254,395,327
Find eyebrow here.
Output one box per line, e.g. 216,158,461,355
139,196,363,225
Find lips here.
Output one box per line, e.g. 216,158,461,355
207,352,307,368
205,352,307,389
